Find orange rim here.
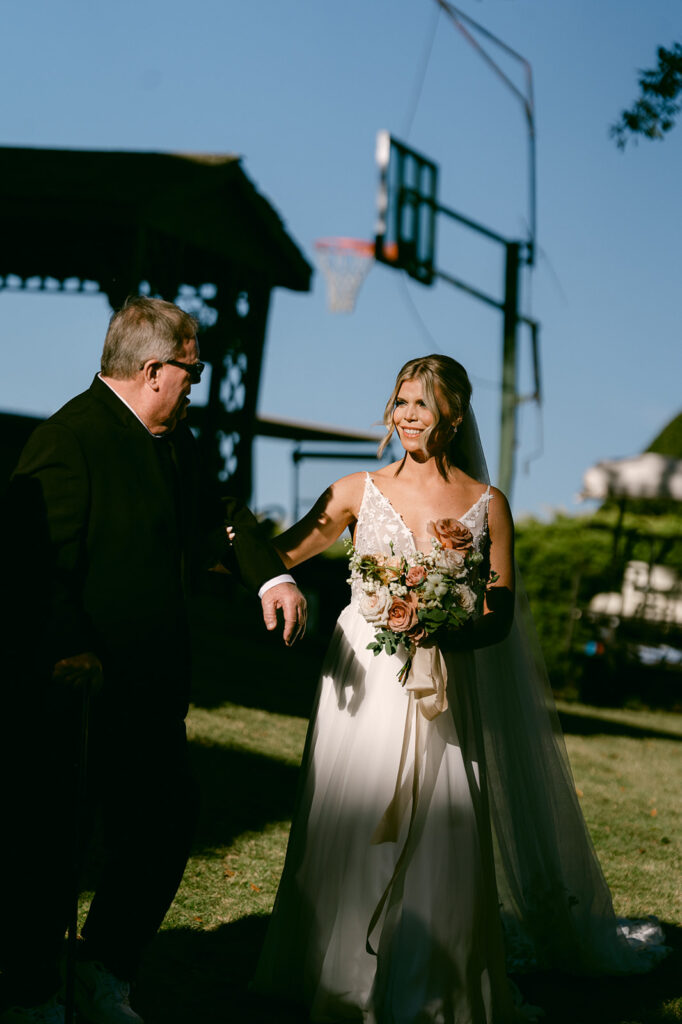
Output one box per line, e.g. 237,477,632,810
314,237,374,255
314,238,399,261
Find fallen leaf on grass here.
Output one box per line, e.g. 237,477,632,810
250,884,261,892
650,808,658,817
224,867,237,878
575,788,584,798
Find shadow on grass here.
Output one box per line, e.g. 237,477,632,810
136,915,304,1024
134,918,682,1024
558,709,682,744
187,739,300,852
77,734,302,894
516,922,682,1024
189,584,327,720
188,558,349,720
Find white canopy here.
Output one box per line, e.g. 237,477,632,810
580,452,682,502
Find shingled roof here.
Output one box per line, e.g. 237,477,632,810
0,146,312,294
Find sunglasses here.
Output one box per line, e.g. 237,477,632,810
164,359,205,385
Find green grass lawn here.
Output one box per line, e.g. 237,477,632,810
116,694,680,1024
76,589,682,1023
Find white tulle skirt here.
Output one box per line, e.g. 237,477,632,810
255,603,522,1023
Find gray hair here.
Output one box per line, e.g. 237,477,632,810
101,296,199,379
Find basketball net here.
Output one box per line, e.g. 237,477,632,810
314,238,376,314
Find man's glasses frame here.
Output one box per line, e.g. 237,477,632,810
163,359,205,385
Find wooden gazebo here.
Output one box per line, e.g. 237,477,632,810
0,146,312,497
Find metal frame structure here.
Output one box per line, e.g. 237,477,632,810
371,6,540,498
374,131,540,499
255,414,392,522
0,146,312,499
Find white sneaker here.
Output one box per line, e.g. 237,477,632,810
74,961,143,1024
0,996,64,1023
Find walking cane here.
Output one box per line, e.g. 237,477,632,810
64,678,92,1024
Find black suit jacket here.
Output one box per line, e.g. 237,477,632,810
5,375,285,716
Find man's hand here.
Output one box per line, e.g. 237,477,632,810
261,583,307,647
52,651,103,691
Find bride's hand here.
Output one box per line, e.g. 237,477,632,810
438,623,474,654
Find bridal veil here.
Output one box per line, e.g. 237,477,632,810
457,409,667,973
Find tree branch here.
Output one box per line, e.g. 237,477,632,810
611,43,682,149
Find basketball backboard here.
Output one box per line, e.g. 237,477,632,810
374,131,439,286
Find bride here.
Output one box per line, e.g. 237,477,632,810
254,355,666,1023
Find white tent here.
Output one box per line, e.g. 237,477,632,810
589,560,682,625
580,452,682,502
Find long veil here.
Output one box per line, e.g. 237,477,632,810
458,409,667,974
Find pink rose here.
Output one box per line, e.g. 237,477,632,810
405,565,427,588
407,621,427,644
375,554,402,571
427,518,473,553
387,593,419,632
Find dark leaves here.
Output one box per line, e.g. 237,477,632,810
611,42,682,148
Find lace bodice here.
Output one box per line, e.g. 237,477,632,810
355,474,491,558
351,475,492,603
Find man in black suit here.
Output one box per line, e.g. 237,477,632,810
0,297,306,1024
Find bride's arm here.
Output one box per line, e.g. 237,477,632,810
478,486,515,643
446,486,515,651
273,473,366,568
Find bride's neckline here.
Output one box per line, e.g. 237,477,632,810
365,473,490,542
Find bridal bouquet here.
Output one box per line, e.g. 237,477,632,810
348,519,493,683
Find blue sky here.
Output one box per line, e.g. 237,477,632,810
1,0,680,522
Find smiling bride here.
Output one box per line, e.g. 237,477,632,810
253,354,667,1024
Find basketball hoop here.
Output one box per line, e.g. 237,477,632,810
314,237,398,314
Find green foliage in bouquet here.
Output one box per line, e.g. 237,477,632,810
347,529,495,681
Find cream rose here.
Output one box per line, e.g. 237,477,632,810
457,584,478,615
434,548,466,573
358,587,392,625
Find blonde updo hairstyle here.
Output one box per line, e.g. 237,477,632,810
379,354,473,478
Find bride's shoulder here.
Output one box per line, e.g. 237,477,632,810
452,468,507,506
487,484,510,509
327,471,370,514
486,485,513,534
331,470,368,490
327,464,400,517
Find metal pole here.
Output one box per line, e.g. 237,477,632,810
498,242,520,497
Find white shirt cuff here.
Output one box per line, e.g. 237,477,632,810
258,574,296,600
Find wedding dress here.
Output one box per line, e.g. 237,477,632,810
254,414,668,1024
